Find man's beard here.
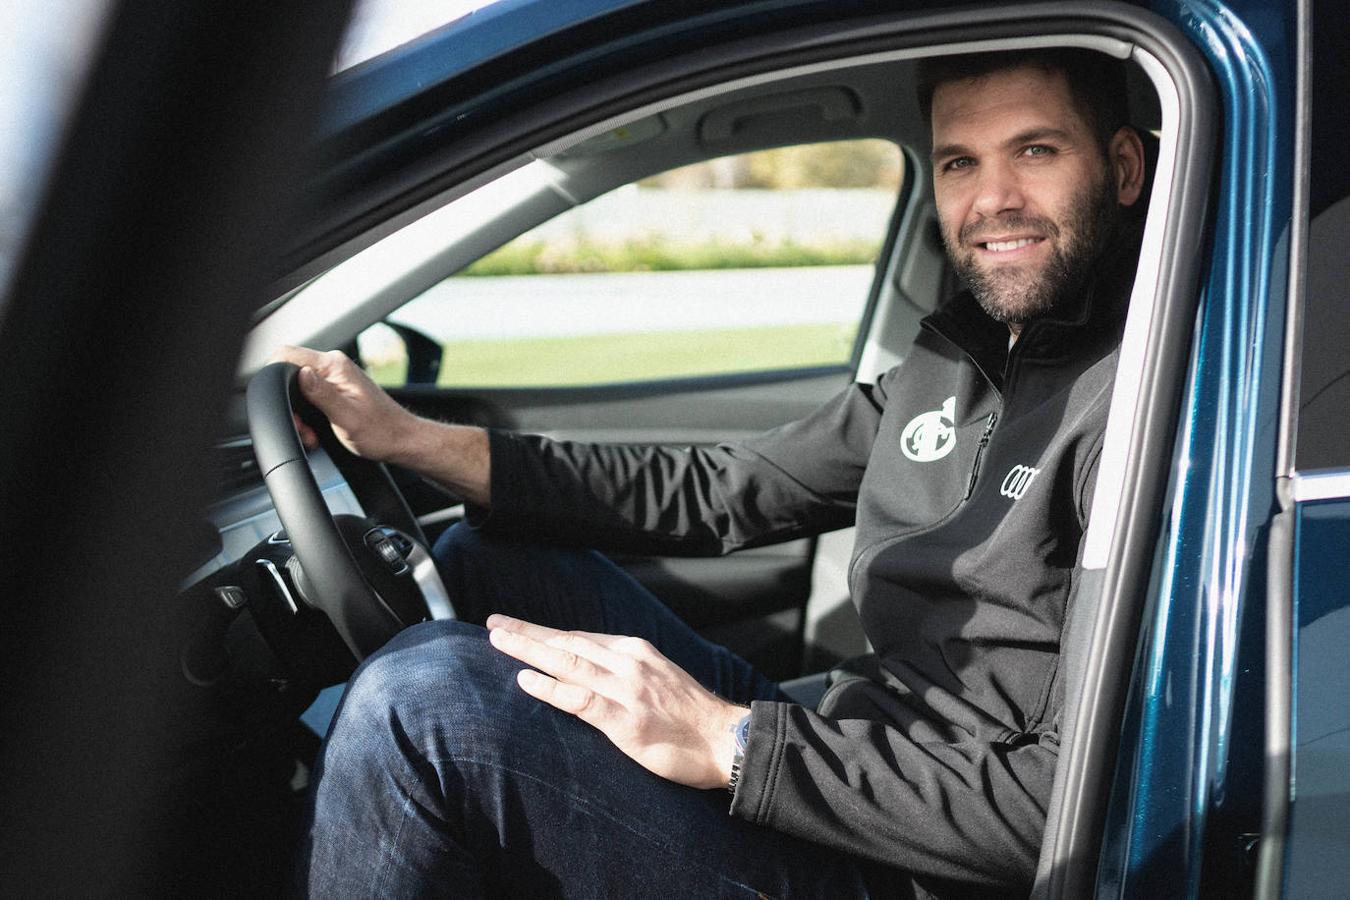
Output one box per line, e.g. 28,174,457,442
944,171,1120,325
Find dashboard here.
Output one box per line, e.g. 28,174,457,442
186,437,365,589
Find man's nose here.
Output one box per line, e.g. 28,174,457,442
970,161,1025,218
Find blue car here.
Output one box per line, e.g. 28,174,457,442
1,0,1345,895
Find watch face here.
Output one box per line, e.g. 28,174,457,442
735,714,752,753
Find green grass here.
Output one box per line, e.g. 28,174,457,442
367,322,858,388
460,239,879,276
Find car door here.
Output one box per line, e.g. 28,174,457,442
1260,2,1350,894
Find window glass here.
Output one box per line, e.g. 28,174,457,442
1294,1,1350,470
365,140,903,388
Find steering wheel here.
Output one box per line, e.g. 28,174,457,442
246,362,454,661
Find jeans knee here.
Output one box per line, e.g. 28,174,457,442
333,620,510,744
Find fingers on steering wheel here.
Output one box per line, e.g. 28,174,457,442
292,413,318,449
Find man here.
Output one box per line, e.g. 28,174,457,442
289,48,1146,897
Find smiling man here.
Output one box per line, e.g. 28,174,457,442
293,48,1145,898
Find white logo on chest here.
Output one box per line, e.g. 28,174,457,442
901,396,956,462
1000,465,1041,500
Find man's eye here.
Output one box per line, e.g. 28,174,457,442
1023,144,1056,158
943,157,974,172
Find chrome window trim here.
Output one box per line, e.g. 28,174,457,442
1274,0,1314,485
1290,467,1350,503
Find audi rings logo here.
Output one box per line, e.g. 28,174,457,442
1000,465,1041,500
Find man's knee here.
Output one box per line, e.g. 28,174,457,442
331,620,517,751
325,618,597,788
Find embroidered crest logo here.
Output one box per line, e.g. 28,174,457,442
1000,464,1041,500
901,396,956,462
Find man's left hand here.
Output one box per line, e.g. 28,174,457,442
486,614,748,790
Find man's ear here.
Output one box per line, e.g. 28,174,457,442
1109,126,1146,207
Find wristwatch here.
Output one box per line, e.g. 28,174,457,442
726,712,751,795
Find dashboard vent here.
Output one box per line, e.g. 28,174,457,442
215,438,265,495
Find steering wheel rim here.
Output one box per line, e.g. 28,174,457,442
246,361,410,660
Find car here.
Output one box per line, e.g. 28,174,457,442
1,0,1346,895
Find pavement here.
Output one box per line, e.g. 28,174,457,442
389,265,875,340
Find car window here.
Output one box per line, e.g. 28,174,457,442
1294,2,1350,471
360,139,903,388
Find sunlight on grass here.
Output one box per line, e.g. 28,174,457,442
367,323,858,387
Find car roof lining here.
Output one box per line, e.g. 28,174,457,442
540,60,915,204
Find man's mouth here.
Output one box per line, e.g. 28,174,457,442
978,236,1045,253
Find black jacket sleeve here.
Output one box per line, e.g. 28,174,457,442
729,702,1057,888
470,375,893,555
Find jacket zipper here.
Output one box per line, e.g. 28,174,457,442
964,410,999,499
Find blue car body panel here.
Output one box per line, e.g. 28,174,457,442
324,0,651,134
1100,0,1295,893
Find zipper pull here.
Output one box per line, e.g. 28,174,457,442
964,410,999,499
978,410,998,445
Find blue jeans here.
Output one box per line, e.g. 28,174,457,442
297,524,896,898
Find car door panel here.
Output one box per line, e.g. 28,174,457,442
388,367,854,676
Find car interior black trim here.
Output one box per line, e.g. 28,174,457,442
389,363,854,409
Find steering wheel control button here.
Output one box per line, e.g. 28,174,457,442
214,585,248,611
365,529,411,575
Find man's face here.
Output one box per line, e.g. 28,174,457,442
930,65,1121,326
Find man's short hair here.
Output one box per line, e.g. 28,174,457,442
916,48,1131,149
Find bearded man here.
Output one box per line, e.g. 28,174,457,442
289,47,1147,899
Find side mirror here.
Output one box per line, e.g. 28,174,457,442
385,321,443,385
346,321,444,386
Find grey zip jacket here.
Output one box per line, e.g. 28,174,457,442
472,267,1129,891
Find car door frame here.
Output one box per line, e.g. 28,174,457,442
278,2,1229,893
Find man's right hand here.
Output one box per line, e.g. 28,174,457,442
270,346,418,463
268,346,492,507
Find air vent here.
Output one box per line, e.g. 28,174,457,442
214,438,265,496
